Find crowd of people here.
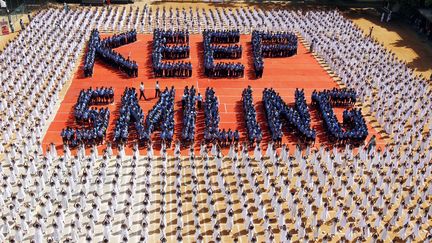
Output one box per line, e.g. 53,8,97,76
252,30,298,78
95,40,139,77
260,31,298,45
83,30,100,77
2,6,432,242
61,88,112,146
260,31,298,57
155,29,189,43
263,88,316,144
144,87,175,145
204,87,220,142
83,29,138,78
73,87,114,123
242,86,262,144
203,88,240,145
101,29,137,48
181,86,198,143
113,88,146,144
262,44,297,58
159,45,190,59
211,44,242,59
203,30,244,78
251,32,264,78
312,89,368,144
152,29,192,78
206,29,241,43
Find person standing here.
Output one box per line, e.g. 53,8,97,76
196,93,202,109
139,82,146,100
368,26,374,37
309,38,315,53
155,81,161,98
366,135,376,152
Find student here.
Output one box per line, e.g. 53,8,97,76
366,135,376,153
196,93,202,109
155,81,161,98
139,82,146,100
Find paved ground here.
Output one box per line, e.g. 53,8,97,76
42,34,385,154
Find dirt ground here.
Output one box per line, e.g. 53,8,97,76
346,8,432,79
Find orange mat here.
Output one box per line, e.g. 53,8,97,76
42,34,385,155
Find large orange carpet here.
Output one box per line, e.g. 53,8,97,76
43,34,385,154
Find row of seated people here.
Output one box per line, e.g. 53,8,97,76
312,89,368,144
212,44,242,59
153,29,192,78
155,28,189,44
181,86,197,143
263,88,316,144
101,29,137,49
84,29,138,78
83,30,100,77
113,88,145,144
242,86,262,144
203,30,244,78
204,29,240,43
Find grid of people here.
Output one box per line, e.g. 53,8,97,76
203,30,245,78
152,29,192,78
61,87,113,147
84,29,138,78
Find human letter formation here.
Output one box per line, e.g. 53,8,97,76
203,87,240,145
113,87,146,144
61,87,113,146
242,86,262,144
83,29,138,78
312,88,368,144
203,30,245,78
114,87,175,145
144,86,175,145
152,29,192,78
181,86,197,143
263,88,316,145
252,31,298,78
60,87,368,146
